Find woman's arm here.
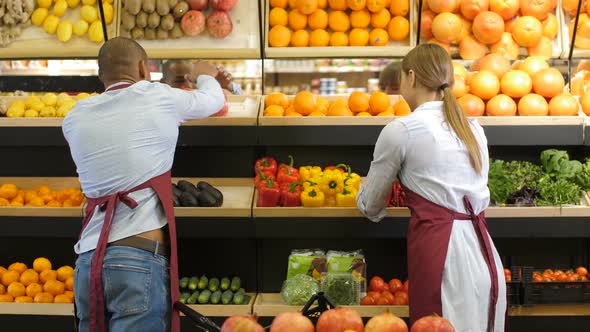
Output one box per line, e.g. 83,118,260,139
357,121,409,222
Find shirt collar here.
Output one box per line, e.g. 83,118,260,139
105,81,134,92
413,101,443,114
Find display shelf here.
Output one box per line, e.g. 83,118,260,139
0,303,74,316
265,66,385,74
508,305,590,316
182,294,256,317
182,95,261,127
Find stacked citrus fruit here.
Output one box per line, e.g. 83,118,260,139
0,183,85,207
421,0,559,59
565,0,590,49
0,258,74,304
263,91,411,116
454,55,578,116
268,0,411,47
2,92,93,118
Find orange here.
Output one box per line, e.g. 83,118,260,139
265,92,289,109
331,98,348,107
289,10,307,30
532,68,564,98
43,279,65,296
316,98,329,113
264,105,285,116
37,185,51,196
293,91,317,115
289,0,297,8
56,190,71,203
14,296,33,303
490,32,520,60
564,0,582,16
349,28,369,45
393,99,411,116
461,0,488,20
377,110,394,116
472,11,504,44
330,31,349,46
269,8,289,27
285,111,303,117
474,53,511,79
528,36,552,57
54,294,73,303
26,283,43,298
512,16,543,47
0,184,18,200
351,9,371,28
370,8,390,28
421,9,435,39
297,0,318,14
310,29,330,46
291,29,310,46
329,11,350,32
308,111,326,116
520,0,551,21
582,91,590,115
369,91,391,115
356,111,372,116
65,276,74,291
19,269,39,287
64,290,74,300
269,25,292,47
24,190,38,203
549,93,579,116
489,0,519,21
0,198,8,206
500,70,533,98
390,0,409,16
458,94,485,116
40,270,58,284
318,0,327,8
427,0,459,13
452,75,469,98
431,12,462,44
543,13,558,39
8,262,27,275
7,282,25,298
328,0,348,10
519,56,549,77
327,104,354,116
518,93,549,116
0,294,14,302
369,28,389,46
348,92,370,113
0,283,4,294
27,196,44,207
270,0,289,8
459,34,487,60
33,257,52,273
309,9,328,30
34,292,54,303
366,0,385,12
40,194,55,204
486,94,517,116
46,200,62,207
57,266,74,282
505,17,517,33
470,70,500,100
347,0,366,10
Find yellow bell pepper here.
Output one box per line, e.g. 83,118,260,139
344,172,361,190
299,166,323,183
320,170,344,196
336,186,358,207
301,187,325,207
325,195,337,207
303,175,323,190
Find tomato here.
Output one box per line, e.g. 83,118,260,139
533,275,543,283
381,291,396,304
581,276,588,281
395,291,409,305
361,295,376,305
504,268,511,275
403,280,410,292
544,269,554,275
376,296,390,305
370,277,387,292
543,278,553,283
367,291,381,300
392,296,404,305
506,275,512,282
577,267,588,277
557,274,568,282
567,275,577,282
388,279,403,293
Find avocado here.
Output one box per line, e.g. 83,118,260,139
187,291,199,304
198,276,209,290
172,184,183,198
210,290,222,304
177,180,195,192
198,289,211,304
221,290,233,304
220,277,230,291
208,278,220,292
230,277,241,292
179,277,189,289
188,276,199,291
179,192,198,207
232,292,244,305
197,182,223,205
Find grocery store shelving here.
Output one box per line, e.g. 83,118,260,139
508,305,590,317
265,66,385,74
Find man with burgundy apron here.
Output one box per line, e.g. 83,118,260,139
357,44,507,332
63,37,225,332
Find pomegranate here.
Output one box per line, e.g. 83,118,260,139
207,10,233,38
316,308,364,332
181,10,206,36
410,315,455,332
269,312,314,332
221,315,265,332
188,0,208,10
211,0,238,11
365,311,408,332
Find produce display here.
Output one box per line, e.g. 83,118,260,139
0,183,84,207
178,275,250,305
421,0,560,59
0,92,93,118
267,0,411,48
565,0,590,50
488,149,590,206
454,56,578,117
171,180,223,207
263,91,411,117
532,266,588,282
361,276,409,305
120,0,236,40
0,257,74,303
0,0,34,46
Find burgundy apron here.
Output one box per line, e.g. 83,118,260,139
403,185,499,331
75,83,180,332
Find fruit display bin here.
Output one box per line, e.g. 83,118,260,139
560,2,590,58
522,267,590,305
0,1,119,59
263,1,417,58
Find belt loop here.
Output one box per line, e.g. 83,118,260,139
154,240,160,257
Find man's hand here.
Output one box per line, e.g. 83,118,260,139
184,61,219,88
215,65,234,91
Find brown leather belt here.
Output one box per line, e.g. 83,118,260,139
109,236,169,257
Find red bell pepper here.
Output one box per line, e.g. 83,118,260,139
257,177,280,207
278,155,300,185
324,163,349,173
388,180,406,207
255,165,275,189
254,157,277,176
280,182,302,207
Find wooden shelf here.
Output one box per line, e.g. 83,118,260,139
508,305,590,316
182,96,261,127
0,303,74,316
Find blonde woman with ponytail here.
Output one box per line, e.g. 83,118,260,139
358,44,506,332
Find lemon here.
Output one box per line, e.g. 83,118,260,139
57,102,75,117
66,0,79,7
8,100,25,112
53,0,68,17
56,95,73,106
80,5,97,23
37,0,52,9
73,20,88,36
31,8,49,26
75,92,90,100
90,92,99,96
25,96,41,108
7,108,25,117
100,3,114,25
57,20,73,42
43,15,60,34
42,93,58,106
82,0,95,4
105,0,113,3
24,110,40,118
88,21,103,43
40,106,57,117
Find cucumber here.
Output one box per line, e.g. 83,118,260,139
179,277,189,290
220,277,231,291
221,290,233,305
208,278,220,292
236,288,245,295
230,277,241,292
241,295,251,305
188,276,199,291
210,290,222,304
232,292,244,305
198,289,212,304
198,276,209,290
187,291,200,305
179,292,191,304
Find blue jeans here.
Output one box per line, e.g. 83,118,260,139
74,246,170,332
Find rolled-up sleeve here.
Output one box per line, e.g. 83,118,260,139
357,121,409,222
168,75,225,122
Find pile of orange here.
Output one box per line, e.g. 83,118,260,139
0,184,84,208
565,0,590,49
264,91,412,116
454,55,578,116
268,0,410,47
422,0,559,59
0,257,74,304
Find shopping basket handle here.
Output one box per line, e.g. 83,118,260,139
174,301,221,332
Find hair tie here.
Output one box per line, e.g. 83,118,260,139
439,83,449,90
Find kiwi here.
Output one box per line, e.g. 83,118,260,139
167,0,178,8
156,0,170,16
173,2,189,19
145,27,156,40
121,11,135,30
160,14,174,31
136,11,148,28
131,27,144,39
142,0,156,14
157,28,169,39
148,12,161,29
170,23,183,38
125,0,142,15
120,29,131,38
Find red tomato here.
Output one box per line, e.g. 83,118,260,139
567,275,577,282
361,295,376,306
388,279,403,293
376,296,390,305
367,291,381,300
533,275,543,283
403,280,410,292
395,291,409,305
392,296,404,305
577,267,588,277
370,277,387,292
505,275,512,282
381,291,396,305
581,276,588,281
557,274,568,282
